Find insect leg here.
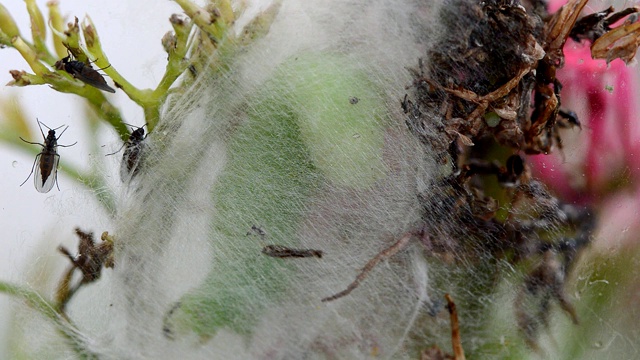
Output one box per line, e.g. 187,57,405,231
20,155,39,187
19,138,45,146
54,154,61,191
105,142,126,156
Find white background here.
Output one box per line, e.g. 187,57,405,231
0,0,184,355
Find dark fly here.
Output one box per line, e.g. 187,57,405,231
20,120,76,193
55,55,116,93
557,109,581,129
107,124,147,182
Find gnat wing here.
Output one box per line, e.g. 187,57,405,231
34,153,60,193
120,150,136,182
72,68,116,93
120,143,143,182
119,153,130,183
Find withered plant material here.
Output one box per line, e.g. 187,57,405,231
516,250,580,353
421,346,454,360
322,0,633,351
592,20,640,64
321,233,412,302
56,228,114,312
543,0,589,57
570,6,639,43
445,294,466,360
408,0,639,155
421,294,465,360
261,244,323,258
398,0,616,350
562,3,640,64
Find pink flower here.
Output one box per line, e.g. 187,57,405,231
529,1,640,247
531,40,639,203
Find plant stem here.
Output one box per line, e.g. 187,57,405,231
0,281,99,360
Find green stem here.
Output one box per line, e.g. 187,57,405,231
0,281,99,360
81,16,167,128
174,0,227,43
155,18,192,92
0,4,20,44
145,18,194,131
24,0,55,63
11,36,49,75
84,95,129,140
143,105,160,131
47,1,68,59
0,281,57,320
81,16,151,105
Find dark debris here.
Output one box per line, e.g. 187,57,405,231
262,244,323,259
55,228,114,312
401,0,630,351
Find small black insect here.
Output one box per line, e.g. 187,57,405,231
20,120,76,193
246,225,266,238
55,55,116,93
557,109,581,129
107,124,147,182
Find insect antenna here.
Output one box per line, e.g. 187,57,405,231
95,63,112,73
37,119,65,132
83,55,101,65
124,122,148,130
105,123,147,156
53,125,78,147
84,57,112,72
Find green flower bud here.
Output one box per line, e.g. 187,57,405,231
162,31,177,55
25,0,47,50
0,4,20,40
47,0,67,58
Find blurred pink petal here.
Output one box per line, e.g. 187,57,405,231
530,2,640,199
529,0,640,248
595,191,640,249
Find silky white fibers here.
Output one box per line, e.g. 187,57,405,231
106,1,447,359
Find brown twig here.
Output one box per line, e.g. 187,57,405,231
262,245,323,258
321,233,413,302
445,294,465,360
55,228,114,313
